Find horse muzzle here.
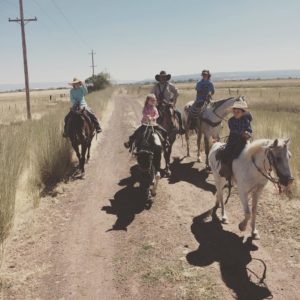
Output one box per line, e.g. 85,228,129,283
279,176,294,187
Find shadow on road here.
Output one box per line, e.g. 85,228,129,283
102,165,152,231
187,209,272,300
168,157,216,194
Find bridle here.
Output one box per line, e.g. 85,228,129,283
251,148,283,193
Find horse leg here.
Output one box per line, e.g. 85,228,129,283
238,191,251,232
214,178,228,223
80,144,87,173
197,126,203,163
72,142,81,165
251,187,263,240
185,129,190,157
204,135,210,168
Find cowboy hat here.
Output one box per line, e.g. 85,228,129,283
232,100,248,111
68,78,82,85
201,70,211,76
155,71,171,82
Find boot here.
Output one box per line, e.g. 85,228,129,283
62,124,68,138
96,126,102,133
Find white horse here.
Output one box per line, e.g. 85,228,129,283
183,97,242,166
209,138,294,239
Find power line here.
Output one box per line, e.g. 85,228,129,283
50,0,89,49
9,0,37,120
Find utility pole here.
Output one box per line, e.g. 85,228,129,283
9,0,37,120
89,50,97,78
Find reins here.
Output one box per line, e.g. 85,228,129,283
251,149,282,193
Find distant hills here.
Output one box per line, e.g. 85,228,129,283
170,69,300,82
0,82,68,92
1,70,300,91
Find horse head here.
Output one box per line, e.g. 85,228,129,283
268,139,294,187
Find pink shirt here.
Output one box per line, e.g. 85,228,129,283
141,105,159,124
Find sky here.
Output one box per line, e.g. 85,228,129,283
0,0,300,84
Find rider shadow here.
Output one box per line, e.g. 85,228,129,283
102,165,152,231
168,157,216,194
186,209,272,300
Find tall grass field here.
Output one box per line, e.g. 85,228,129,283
0,88,113,243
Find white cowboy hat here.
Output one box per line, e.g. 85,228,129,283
232,100,248,111
68,78,82,85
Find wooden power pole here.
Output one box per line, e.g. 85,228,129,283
9,0,37,120
89,50,97,78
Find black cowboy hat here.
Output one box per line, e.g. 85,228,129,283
201,70,211,76
155,70,171,82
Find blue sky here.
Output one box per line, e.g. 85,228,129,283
0,0,300,84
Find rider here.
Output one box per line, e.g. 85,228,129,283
217,100,252,179
63,78,102,137
152,70,185,135
124,94,168,149
190,70,215,128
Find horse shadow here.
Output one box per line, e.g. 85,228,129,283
168,157,216,194
102,165,152,231
187,209,272,300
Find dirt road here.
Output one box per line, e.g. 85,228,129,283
1,90,300,300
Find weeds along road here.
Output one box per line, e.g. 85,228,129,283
1,89,300,300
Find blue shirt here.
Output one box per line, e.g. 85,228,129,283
228,112,253,136
195,79,215,102
70,86,88,108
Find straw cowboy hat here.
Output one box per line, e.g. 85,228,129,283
232,99,248,111
155,70,171,82
68,78,82,85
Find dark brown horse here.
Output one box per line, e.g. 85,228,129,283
158,101,179,175
67,107,95,174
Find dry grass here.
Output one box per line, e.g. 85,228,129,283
0,88,113,243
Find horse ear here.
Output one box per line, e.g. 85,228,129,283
271,139,279,148
284,138,290,146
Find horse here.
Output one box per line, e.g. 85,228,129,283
183,97,242,167
67,107,95,174
209,138,294,240
135,125,162,201
157,100,179,175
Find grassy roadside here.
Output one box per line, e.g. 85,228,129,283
0,88,114,243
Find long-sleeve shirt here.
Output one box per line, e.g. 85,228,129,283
152,82,179,104
70,86,88,108
228,112,253,136
141,105,159,124
195,79,215,102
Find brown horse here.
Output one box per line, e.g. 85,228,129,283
67,107,95,174
158,101,179,175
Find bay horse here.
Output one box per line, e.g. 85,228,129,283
157,101,179,175
183,97,242,167
67,107,95,174
209,138,294,239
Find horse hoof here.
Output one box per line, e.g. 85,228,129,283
252,231,260,240
222,217,229,224
197,158,203,163
238,223,246,232
151,190,157,197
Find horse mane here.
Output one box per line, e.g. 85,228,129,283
211,97,235,110
244,139,273,158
